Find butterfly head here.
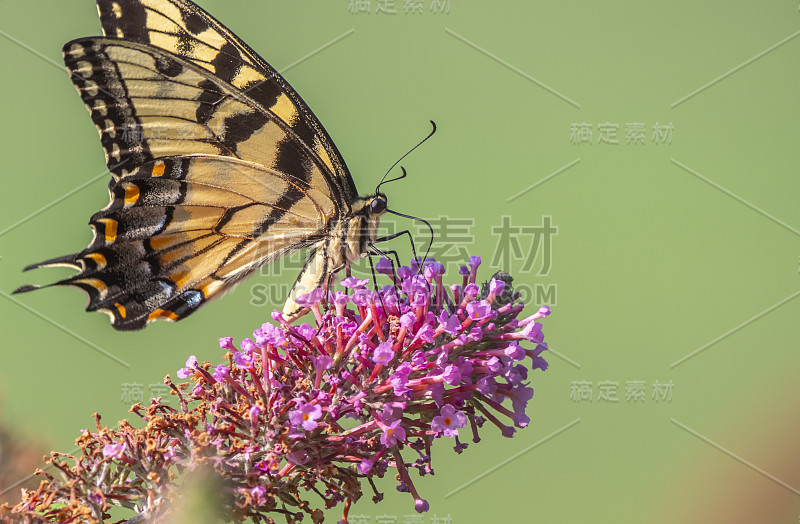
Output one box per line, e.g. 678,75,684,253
351,193,388,217
368,193,388,216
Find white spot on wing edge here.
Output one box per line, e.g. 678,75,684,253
109,142,121,161
103,119,117,138
83,80,99,97
74,61,93,79
65,43,85,58
93,99,108,116
98,308,116,323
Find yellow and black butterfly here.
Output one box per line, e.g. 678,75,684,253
14,0,419,330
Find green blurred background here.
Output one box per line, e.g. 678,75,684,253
1,0,799,522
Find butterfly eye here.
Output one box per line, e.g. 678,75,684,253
370,198,387,214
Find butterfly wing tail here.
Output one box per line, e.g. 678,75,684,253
12,248,187,331
22,253,82,272
13,253,83,293
11,247,139,328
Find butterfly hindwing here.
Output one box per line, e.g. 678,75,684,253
94,0,358,205
22,155,334,330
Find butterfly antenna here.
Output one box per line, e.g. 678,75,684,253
376,120,437,194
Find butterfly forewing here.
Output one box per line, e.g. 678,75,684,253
95,0,358,205
65,39,330,189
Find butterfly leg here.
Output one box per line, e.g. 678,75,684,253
369,245,404,311
369,245,401,288
366,251,391,316
375,230,432,297
380,207,435,269
375,230,419,272
304,260,344,337
343,264,353,297
375,229,432,274
375,230,417,259
323,261,348,313
371,246,402,270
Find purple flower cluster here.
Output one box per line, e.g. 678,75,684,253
5,256,550,524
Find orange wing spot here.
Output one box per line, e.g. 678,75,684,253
152,161,166,176
73,278,109,300
99,218,118,243
114,302,127,318
149,235,174,252
171,271,191,288
85,252,107,268
124,184,140,205
157,248,185,266
148,308,179,322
